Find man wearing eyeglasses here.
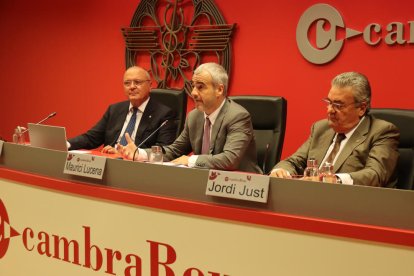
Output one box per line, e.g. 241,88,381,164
270,72,400,188
67,66,176,152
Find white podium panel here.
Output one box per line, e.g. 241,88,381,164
0,171,413,276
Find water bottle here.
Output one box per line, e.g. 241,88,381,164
303,158,319,181
320,162,336,183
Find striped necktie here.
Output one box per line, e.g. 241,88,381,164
119,108,138,146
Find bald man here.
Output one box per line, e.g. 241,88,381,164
68,66,176,152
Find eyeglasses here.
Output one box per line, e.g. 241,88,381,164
322,98,357,111
123,79,150,87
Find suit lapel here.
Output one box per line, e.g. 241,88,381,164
334,116,370,171
114,102,130,139
313,129,335,164
135,99,154,143
193,111,205,154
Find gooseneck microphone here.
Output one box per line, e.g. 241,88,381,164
130,120,169,161
262,143,270,174
137,120,169,148
21,112,57,134
110,129,123,147
119,120,168,161
37,112,57,124
110,120,169,148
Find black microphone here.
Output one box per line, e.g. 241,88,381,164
112,120,169,148
137,120,169,148
110,129,123,147
118,120,169,161
262,143,270,174
21,112,57,134
37,112,57,124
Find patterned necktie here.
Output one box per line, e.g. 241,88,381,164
327,133,346,164
119,108,138,146
201,117,211,154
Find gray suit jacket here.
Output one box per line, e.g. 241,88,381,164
160,98,262,174
274,115,400,187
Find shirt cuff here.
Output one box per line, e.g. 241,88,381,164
336,173,353,185
188,155,198,168
135,148,149,161
270,168,291,176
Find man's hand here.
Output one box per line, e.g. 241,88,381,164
116,133,138,160
101,145,117,154
171,155,189,166
269,168,292,178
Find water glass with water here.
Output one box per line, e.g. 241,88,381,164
320,162,336,183
12,127,26,145
149,145,163,164
303,158,319,181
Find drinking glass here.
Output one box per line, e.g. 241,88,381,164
303,158,319,181
12,127,26,145
149,145,163,164
320,162,336,183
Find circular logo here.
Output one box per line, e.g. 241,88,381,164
296,4,344,64
0,199,20,259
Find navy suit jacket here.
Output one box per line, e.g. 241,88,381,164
68,97,176,150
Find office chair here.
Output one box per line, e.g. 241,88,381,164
370,108,414,190
229,96,287,174
150,89,187,139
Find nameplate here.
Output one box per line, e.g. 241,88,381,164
0,140,3,156
205,170,270,203
63,153,106,179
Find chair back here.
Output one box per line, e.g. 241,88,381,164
150,89,187,139
229,96,287,174
370,108,414,190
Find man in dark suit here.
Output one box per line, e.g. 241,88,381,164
67,66,176,152
270,72,400,188
118,63,262,174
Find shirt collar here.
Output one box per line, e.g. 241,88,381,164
343,116,366,139
129,97,150,113
204,99,226,125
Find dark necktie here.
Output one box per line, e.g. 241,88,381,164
120,108,138,146
201,117,211,154
327,133,346,164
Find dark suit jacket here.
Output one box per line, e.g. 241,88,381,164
274,115,400,187
68,98,176,150
159,98,262,174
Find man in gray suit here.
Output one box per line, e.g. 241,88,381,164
270,72,400,188
119,62,262,174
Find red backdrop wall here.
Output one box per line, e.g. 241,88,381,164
0,0,413,159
